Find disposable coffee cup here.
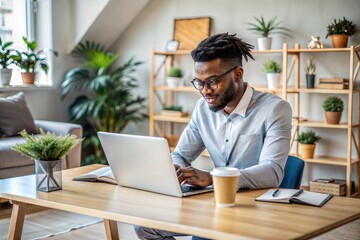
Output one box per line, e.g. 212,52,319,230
210,167,240,207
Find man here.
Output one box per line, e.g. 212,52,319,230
135,33,292,240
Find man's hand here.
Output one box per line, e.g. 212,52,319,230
174,165,212,187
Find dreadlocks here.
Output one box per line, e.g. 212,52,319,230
191,33,254,67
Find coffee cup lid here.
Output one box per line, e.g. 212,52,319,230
210,167,240,177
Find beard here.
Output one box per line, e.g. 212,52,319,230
207,81,236,112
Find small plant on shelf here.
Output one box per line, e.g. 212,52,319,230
246,16,293,38
262,59,282,73
246,16,292,50
163,105,183,111
304,57,316,88
326,17,357,48
297,130,321,145
323,96,344,124
262,59,282,90
167,67,183,87
296,130,321,159
167,67,183,77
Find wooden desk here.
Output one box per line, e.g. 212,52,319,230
1,164,360,240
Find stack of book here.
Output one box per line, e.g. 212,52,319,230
317,78,349,89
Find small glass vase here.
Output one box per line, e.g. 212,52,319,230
35,159,62,192
307,36,323,49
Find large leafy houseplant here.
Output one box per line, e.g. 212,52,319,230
61,41,148,165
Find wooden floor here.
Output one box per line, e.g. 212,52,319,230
1,202,360,239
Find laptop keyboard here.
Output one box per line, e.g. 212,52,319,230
180,185,205,193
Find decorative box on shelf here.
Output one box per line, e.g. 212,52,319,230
160,110,189,117
310,179,346,196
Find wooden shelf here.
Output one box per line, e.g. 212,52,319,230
288,45,360,53
154,85,198,92
252,84,296,93
297,88,359,94
292,155,359,166
294,120,358,129
153,114,190,123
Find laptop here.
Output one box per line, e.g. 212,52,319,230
97,132,213,197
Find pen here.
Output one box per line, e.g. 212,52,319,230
272,188,280,197
293,189,303,196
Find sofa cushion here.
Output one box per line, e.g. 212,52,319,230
0,92,39,137
0,135,36,169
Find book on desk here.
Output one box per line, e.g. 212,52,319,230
255,189,333,207
73,166,117,184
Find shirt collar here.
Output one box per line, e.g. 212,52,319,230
231,83,253,117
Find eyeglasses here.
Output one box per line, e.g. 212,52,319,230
191,66,238,91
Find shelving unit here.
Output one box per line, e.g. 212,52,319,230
149,45,360,197
288,45,360,197
149,49,197,146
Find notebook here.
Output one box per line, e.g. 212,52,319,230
97,132,213,197
255,189,333,207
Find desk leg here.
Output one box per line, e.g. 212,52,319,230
104,219,119,240
8,200,27,240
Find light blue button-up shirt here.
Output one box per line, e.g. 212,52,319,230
171,84,292,189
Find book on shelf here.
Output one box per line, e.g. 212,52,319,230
73,166,117,184
317,82,349,90
160,110,189,117
255,189,333,207
319,78,349,83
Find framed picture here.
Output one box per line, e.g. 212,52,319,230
173,17,211,50
166,40,179,51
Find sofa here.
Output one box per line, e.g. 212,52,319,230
0,120,83,179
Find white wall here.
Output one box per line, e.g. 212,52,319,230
111,0,360,185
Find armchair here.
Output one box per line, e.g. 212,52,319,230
0,120,83,179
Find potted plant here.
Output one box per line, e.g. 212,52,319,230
262,59,282,90
246,16,292,50
322,96,344,124
304,57,316,88
326,17,357,48
61,40,148,165
11,128,81,192
12,36,58,85
0,38,15,86
167,67,183,88
296,130,321,159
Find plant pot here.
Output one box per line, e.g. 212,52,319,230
257,37,272,50
300,143,316,159
0,68,12,86
167,77,181,88
266,73,281,90
306,74,316,88
21,72,36,85
330,35,348,48
35,159,62,192
325,111,342,124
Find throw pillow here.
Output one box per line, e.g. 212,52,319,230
0,92,39,137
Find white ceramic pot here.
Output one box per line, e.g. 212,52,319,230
257,37,272,50
167,77,181,88
266,73,281,90
0,68,13,86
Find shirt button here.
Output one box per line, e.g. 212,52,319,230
226,139,229,142
226,162,229,166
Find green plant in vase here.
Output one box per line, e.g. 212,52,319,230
323,96,344,124
12,36,58,85
262,59,282,90
0,37,15,86
296,130,321,159
326,17,357,48
12,128,81,192
246,16,292,50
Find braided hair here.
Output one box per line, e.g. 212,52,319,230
191,33,254,67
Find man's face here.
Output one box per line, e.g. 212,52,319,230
193,59,237,112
